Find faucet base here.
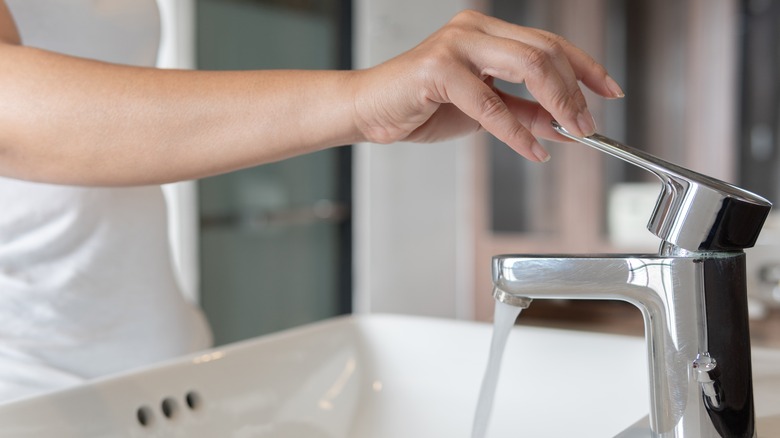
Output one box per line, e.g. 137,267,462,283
493,252,756,437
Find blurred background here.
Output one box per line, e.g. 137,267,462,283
158,0,780,346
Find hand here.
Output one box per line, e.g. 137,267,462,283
351,10,624,162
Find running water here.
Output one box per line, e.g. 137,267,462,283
471,301,523,438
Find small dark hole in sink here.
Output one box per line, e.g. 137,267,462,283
161,397,178,419
136,406,154,427
185,391,202,410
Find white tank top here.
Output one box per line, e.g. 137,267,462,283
0,0,212,403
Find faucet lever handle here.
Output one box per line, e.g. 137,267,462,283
551,121,772,251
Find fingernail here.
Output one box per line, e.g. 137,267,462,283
577,109,597,137
531,141,551,163
605,75,625,98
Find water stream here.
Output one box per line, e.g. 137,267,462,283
471,301,523,438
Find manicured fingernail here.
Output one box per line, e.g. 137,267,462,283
577,109,597,137
531,141,551,163
606,75,625,98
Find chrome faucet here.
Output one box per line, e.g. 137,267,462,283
493,122,772,438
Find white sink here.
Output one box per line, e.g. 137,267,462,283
1,314,779,437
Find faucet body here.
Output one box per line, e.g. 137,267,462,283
493,245,754,437
491,123,771,437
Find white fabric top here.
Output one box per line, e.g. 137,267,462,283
0,0,212,403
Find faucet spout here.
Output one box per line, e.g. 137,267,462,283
493,252,755,437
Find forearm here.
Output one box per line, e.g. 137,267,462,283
0,44,361,186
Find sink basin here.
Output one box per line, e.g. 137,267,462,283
1,314,779,437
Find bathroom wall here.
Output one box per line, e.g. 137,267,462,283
352,0,479,319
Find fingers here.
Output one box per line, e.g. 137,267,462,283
464,33,595,139
444,67,550,162
468,12,624,99
544,34,624,99
528,28,624,101
495,88,563,141
448,10,623,139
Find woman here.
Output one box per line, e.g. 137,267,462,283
0,0,622,402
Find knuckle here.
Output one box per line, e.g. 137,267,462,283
547,87,575,113
479,92,508,120
546,38,566,59
437,24,468,48
425,24,468,61
417,46,456,78
507,122,531,145
451,9,484,25
539,29,569,48
522,47,551,75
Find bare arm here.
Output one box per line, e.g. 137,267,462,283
0,45,360,185
0,6,622,186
